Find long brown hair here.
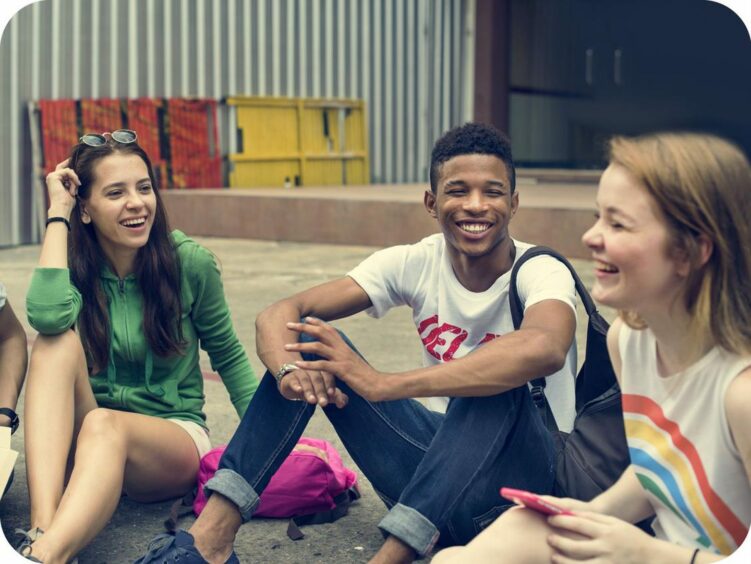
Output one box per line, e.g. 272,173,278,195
609,132,751,355
68,140,185,372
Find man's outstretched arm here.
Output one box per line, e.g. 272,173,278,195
289,298,575,402
255,276,373,406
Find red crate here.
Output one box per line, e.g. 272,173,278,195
37,97,223,188
38,100,78,173
127,98,169,188
167,99,221,188
80,98,123,135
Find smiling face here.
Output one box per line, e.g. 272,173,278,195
425,153,518,264
582,164,688,316
79,152,157,268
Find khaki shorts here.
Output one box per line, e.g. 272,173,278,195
168,418,212,459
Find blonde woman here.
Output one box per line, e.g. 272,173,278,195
434,133,751,563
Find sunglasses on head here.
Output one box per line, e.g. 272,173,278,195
79,129,137,147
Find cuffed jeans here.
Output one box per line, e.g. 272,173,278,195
205,332,556,557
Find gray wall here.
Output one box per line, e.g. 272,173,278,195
0,0,475,246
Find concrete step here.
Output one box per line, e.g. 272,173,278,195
162,179,598,259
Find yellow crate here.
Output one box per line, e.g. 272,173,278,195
227,96,369,188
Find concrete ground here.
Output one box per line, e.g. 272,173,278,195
0,237,612,563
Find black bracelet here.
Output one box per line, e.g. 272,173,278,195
46,216,71,232
0,407,19,435
689,548,700,564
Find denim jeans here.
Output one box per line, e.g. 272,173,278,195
205,332,556,557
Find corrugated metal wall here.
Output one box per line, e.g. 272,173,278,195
0,0,474,246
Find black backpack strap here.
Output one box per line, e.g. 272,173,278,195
508,246,597,430
163,489,197,533
287,486,361,540
509,246,598,328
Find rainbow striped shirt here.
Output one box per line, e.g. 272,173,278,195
619,326,750,555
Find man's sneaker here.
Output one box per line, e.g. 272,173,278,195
134,530,239,564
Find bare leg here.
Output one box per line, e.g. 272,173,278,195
24,331,98,531
369,536,417,564
189,493,243,563
29,408,200,563
431,507,558,564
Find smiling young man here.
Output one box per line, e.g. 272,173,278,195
137,123,579,564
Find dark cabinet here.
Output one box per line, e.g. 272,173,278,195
508,0,751,168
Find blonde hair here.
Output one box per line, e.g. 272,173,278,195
608,132,751,355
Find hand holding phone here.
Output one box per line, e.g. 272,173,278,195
500,487,573,516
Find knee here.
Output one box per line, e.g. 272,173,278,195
29,330,84,367
78,408,126,448
467,507,552,563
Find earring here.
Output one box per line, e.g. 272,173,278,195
81,213,91,224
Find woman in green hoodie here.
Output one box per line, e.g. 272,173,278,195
21,130,259,563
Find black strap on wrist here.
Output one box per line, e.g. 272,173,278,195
46,216,71,232
0,407,19,435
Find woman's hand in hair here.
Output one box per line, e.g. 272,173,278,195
45,159,81,219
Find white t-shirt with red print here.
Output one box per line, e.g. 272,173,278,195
347,233,577,432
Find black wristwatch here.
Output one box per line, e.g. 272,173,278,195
0,408,19,435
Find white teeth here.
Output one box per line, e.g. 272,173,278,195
595,260,618,273
121,218,146,227
459,223,490,233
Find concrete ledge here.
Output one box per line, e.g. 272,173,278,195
162,181,598,259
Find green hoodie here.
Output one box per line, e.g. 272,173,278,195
26,230,258,427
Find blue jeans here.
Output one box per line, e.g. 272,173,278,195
205,332,556,556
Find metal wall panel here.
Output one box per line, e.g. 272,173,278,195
0,0,474,245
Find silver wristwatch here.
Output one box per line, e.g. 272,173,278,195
274,363,299,388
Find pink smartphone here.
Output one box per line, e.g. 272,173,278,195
500,487,573,516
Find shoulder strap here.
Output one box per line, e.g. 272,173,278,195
508,246,596,424
509,246,597,329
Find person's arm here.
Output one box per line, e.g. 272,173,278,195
547,508,724,564
26,160,84,334
585,466,654,522
0,299,27,424
606,316,623,383
255,276,373,406
39,159,81,269
382,297,574,399
290,252,578,401
288,296,575,402
582,317,653,521
726,366,751,484
186,243,259,417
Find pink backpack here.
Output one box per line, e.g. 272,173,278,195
194,437,359,522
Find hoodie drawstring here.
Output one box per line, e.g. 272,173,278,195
104,277,165,399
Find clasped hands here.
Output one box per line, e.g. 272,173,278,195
278,317,389,407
